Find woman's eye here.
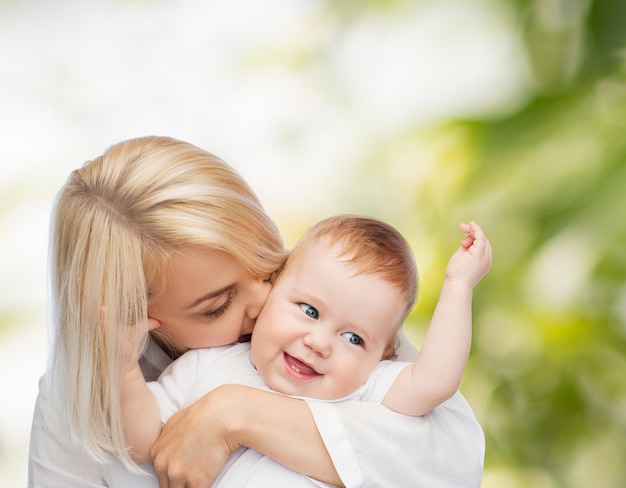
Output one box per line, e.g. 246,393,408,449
204,295,233,318
299,303,319,319
341,332,363,346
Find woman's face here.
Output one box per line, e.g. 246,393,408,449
148,246,271,354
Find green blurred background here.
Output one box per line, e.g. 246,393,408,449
1,0,624,486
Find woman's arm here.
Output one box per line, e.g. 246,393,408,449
301,333,484,487
150,384,342,488
308,391,485,488
150,333,484,488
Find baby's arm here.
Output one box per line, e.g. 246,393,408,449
120,319,163,464
383,221,492,416
120,362,163,463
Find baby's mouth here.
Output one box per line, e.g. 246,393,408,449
283,353,320,379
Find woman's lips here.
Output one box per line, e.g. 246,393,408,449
283,353,320,380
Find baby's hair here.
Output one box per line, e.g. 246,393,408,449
285,215,419,358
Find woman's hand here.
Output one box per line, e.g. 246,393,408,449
150,385,241,488
150,384,343,487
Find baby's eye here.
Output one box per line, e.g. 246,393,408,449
341,332,363,346
299,303,319,319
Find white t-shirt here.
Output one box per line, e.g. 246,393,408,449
28,333,484,487
144,342,409,488
147,341,408,418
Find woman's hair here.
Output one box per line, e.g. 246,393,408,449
284,215,418,359
48,136,287,470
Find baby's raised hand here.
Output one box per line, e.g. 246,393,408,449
445,221,492,288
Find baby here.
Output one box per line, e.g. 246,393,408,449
121,215,492,482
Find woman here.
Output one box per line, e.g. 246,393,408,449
28,136,484,487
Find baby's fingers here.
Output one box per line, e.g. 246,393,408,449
459,221,480,250
459,222,472,235
468,222,487,249
460,234,474,250
470,223,492,270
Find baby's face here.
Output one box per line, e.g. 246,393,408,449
251,241,405,400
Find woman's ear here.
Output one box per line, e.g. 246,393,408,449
148,318,161,331
102,306,160,331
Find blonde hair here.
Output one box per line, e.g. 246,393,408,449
285,215,418,358
48,136,287,470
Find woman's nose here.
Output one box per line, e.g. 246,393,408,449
246,278,272,322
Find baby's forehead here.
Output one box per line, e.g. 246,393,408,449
289,238,358,271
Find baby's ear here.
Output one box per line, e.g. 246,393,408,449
147,318,161,331
381,337,400,361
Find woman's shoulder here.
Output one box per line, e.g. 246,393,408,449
29,375,107,487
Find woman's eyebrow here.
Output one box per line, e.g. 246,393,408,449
185,284,233,310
